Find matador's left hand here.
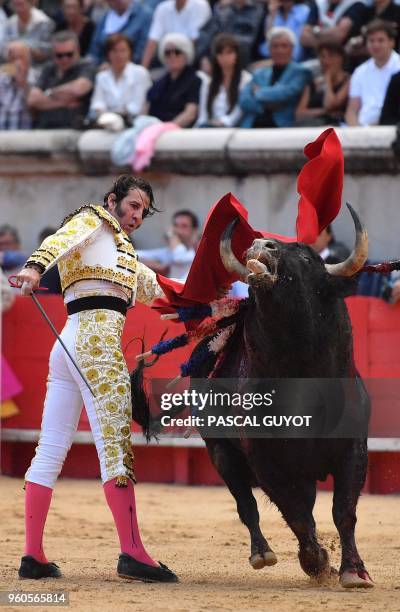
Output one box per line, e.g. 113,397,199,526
14,267,41,296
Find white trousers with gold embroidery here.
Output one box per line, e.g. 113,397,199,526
25,309,135,489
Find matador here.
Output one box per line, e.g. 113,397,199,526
15,175,179,583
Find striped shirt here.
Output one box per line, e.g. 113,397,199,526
0,70,34,130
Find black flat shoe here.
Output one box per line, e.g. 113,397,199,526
117,553,179,583
18,556,61,579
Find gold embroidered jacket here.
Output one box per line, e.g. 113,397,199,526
25,205,163,306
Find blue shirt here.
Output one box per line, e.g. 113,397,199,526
260,4,310,62
88,2,152,65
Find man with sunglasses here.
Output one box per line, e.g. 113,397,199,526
27,30,96,128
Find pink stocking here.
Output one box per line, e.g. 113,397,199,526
103,478,158,567
24,482,52,564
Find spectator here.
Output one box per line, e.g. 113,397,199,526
229,280,249,297
147,33,201,127
344,0,400,69
1,270,15,311
27,30,96,128
2,0,55,65
300,0,368,58
380,70,400,124
345,19,400,126
55,0,95,56
361,0,400,49
141,0,211,69
295,41,349,125
88,0,152,65
239,26,310,127
0,41,35,129
146,0,165,8
196,0,264,68
382,272,400,303
196,33,251,127
311,224,350,264
357,266,391,298
89,33,151,127
37,1,63,20
0,224,26,274
262,0,311,62
84,0,108,23
137,209,199,280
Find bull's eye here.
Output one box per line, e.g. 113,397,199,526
301,254,311,263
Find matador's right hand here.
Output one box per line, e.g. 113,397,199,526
14,267,41,296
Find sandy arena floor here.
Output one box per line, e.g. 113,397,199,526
0,476,399,612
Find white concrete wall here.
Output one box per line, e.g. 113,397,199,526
1,171,398,260
0,127,399,261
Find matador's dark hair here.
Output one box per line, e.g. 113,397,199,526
103,174,160,219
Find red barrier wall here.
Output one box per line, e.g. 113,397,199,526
2,296,400,491
1,295,191,431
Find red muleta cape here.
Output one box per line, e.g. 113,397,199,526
153,128,344,313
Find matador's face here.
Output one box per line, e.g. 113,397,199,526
107,188,150,234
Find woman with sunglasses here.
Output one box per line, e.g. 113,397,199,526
196,33,251,128
146,33,201,127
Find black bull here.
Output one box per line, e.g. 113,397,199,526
132,204,374,589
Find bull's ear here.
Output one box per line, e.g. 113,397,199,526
321,274,358,299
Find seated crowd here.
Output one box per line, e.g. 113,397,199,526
1,0,400,131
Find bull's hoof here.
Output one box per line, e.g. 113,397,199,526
263,551,278,566
312,565,339,586
249,551,278,570
340,569,374,588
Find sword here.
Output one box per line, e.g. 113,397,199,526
8,275,95,397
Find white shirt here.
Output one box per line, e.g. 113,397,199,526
6,6,52,34
196,70,252,127
229,281,249,298
90,62,152,117
349,51,400,126
137,244,195,281
104,6,131,35
149,0,211,42
3,7,54,61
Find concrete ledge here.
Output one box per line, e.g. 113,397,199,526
227,126,398,174
0,129,80,154
0,126,398,176
71,124,400,176
154,128,236,174
78,129,118,175
0,129,81,176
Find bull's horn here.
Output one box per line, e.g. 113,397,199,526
325,203,368,277
220,218,249,282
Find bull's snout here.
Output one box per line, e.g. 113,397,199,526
246,239,279,287
219,219,279,286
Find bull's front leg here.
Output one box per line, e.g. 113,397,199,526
332,439,374,588
252,459,334,581
205,439,277,569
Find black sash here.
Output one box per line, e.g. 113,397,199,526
66,296,128,316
